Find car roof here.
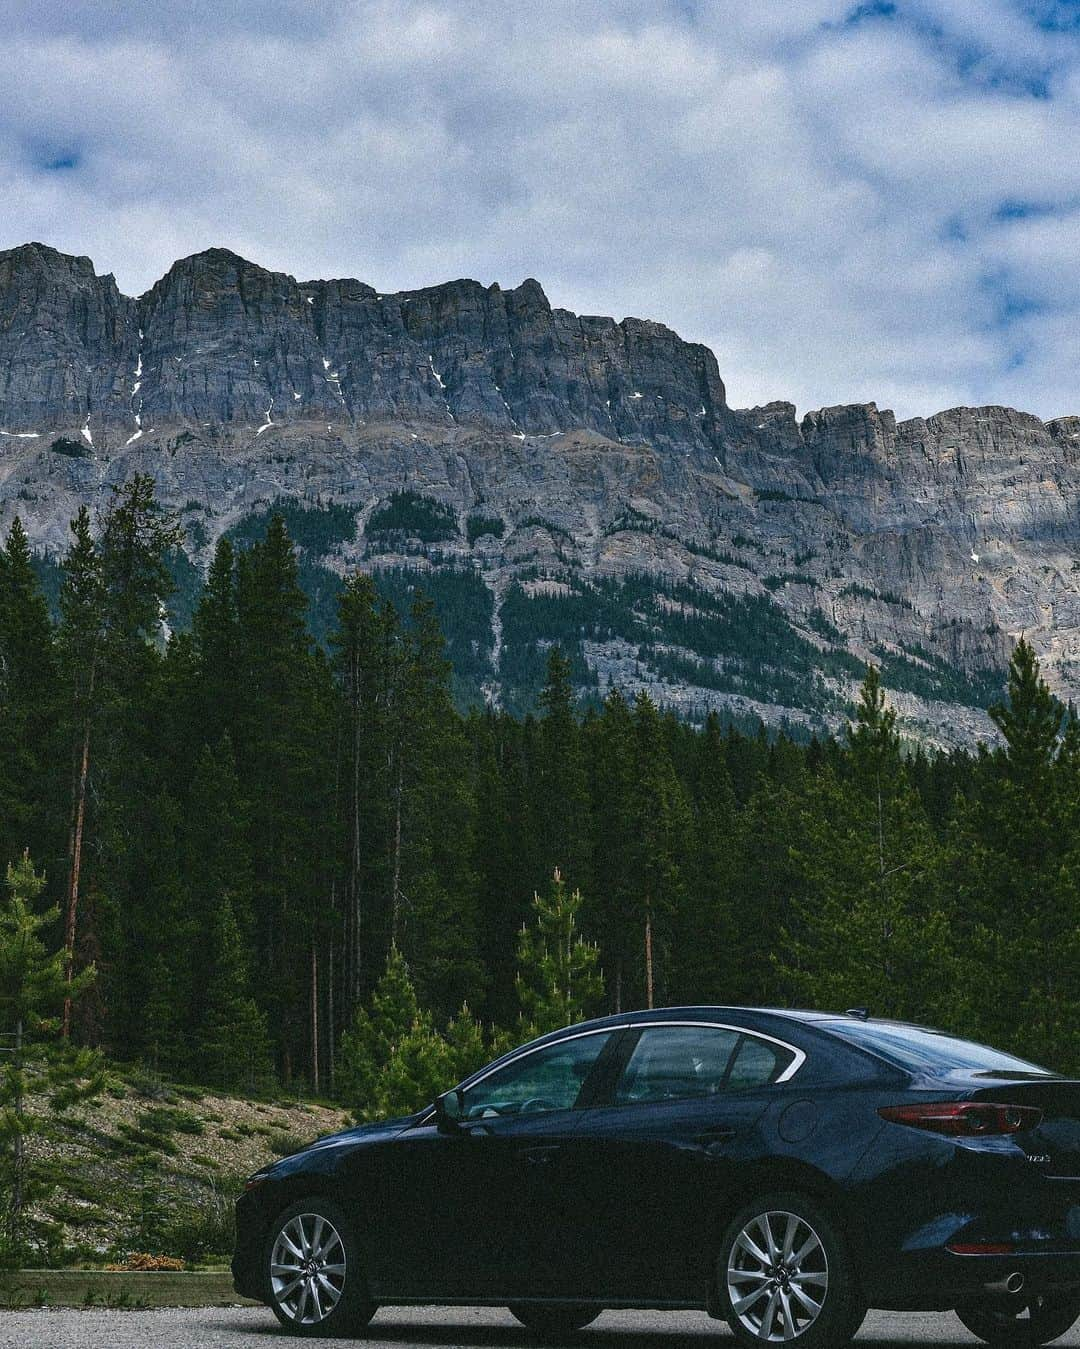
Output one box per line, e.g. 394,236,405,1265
536,1006,847,1040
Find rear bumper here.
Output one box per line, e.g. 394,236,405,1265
882,1248,1080,1310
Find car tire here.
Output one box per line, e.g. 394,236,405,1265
955,1293,1080,1346
263,1197,376,1337
718,1190,866,1348
507,1302,601,1335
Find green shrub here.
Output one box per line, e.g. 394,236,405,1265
268,1131,311,1157
156,1179,241,1263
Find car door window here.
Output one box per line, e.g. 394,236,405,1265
460,1031,612,1119
613,1026,741,1104
726,1033,794,1089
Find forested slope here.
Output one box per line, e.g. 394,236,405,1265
1,476,1079,1103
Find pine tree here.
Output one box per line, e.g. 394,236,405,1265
670,712,741,1004
445,1003,491,1081
390,592,483,1018
0,519,61,875
192,536,240,744
199,897,274,1093
515,869,603,1037
585,689,637,1011
537,647,591,889
469,711,524,1026
0,854,103,1261
629,693,690,1009
951,640,1080,1066
57,480,182,1040
330,573,390,1018
776,668,951,1021
233,514,329,1083
337,948,454,1121
56,507,103,1036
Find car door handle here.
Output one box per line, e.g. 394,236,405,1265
695,1127,737,1147
520,1145,561,1165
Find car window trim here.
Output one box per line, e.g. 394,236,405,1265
625,1021,806,1083
415,1020,806,1126
414,1027,618,1126
602,1021,806,1108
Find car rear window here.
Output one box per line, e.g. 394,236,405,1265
824,1020,1054,1075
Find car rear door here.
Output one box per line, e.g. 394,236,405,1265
566,1022,803,1302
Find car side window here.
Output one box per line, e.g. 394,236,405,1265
727,1033,794,1089
613,1026,741,1105
460,1031,612,1120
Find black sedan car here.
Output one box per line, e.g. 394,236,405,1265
233,1007,1080,1345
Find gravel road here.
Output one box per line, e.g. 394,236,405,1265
3,1305,1080,1349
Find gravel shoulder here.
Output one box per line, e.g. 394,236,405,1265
3,1305,1078,1348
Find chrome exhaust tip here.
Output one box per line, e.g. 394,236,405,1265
984,1272,1025,1296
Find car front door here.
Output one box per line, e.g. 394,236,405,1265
569,1022,801,1303
369,1029,616,1300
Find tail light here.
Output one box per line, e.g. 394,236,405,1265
878,1102,1043,1136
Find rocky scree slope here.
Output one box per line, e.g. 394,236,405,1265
2,242,1077,744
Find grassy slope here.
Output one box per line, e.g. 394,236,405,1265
23,1064,349,1268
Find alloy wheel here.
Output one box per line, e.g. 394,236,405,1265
270,1211,347,1326
726,1209,829,1342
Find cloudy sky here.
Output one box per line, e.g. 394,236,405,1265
3,1,1080,421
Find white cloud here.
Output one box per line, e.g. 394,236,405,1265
0,0,1079,420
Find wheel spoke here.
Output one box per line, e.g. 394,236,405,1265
733,1282,772,1316
271,1213,347,1325
782,1214,799,1262
729,1267,771,1284
276,1273,304,1300
757,1215,781,1263
727,1210,829,1342
791,1268,827,1287
316,1272,342,1305
789,1281,823,1317
763,1289,781,1339
779,1288,797,1340
735,1229,771,1267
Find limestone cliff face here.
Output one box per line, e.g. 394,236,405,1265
3,242,1079,746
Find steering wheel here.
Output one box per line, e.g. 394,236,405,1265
518,1097,557,1114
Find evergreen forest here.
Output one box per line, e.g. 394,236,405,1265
3,476,1080,1120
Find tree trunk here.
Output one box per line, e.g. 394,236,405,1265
10,1017,24,1241
62,717,91,1038
310,942,319,1094
327,936,335,1097
390,757,404,947
350,652,363,1009
645,908,655,1010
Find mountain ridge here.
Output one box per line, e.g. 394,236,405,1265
4,241,1080,745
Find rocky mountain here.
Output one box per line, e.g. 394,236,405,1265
4,241,1079,745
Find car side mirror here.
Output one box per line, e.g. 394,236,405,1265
434,1088,466,1133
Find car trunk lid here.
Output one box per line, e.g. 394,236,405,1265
968,1077,1080,1177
